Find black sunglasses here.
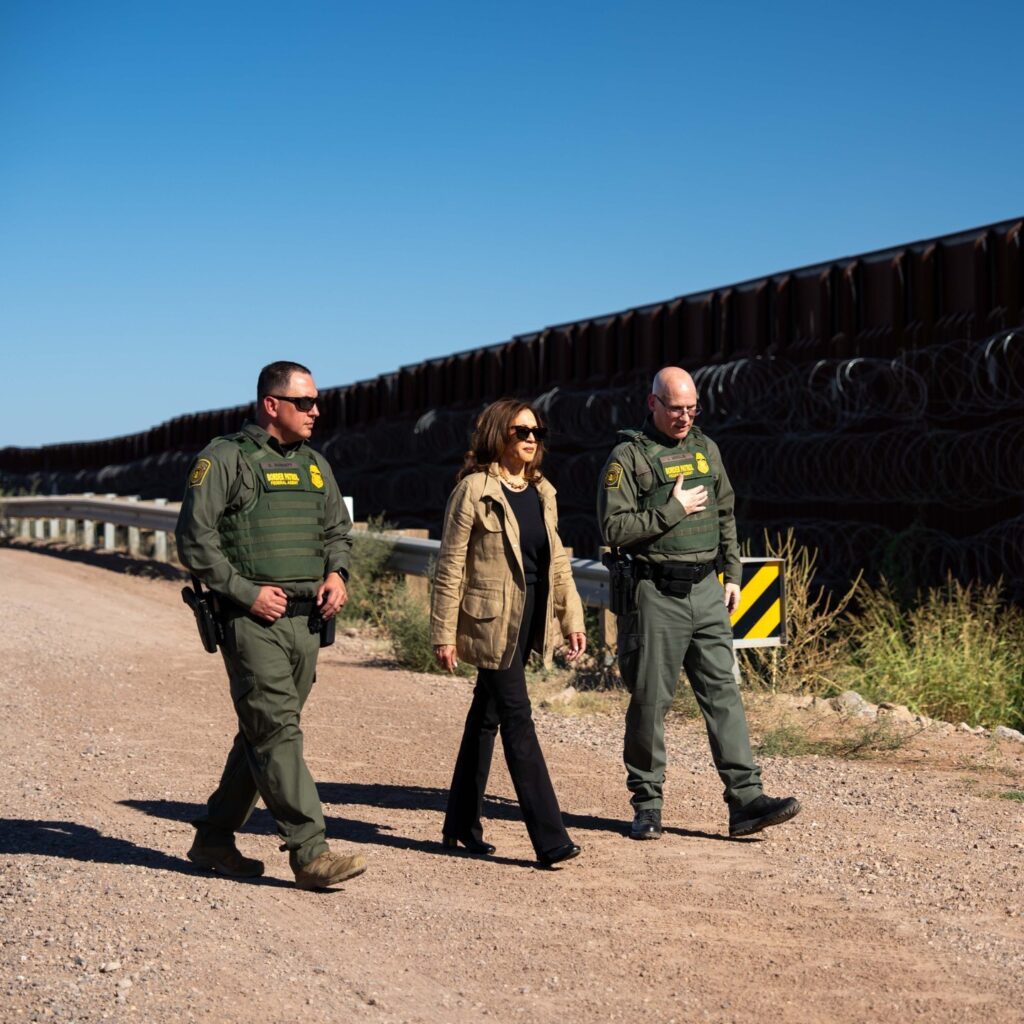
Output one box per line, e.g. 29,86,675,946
271,395,320,412
510,425,548,442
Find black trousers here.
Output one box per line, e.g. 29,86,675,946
443,584,570,857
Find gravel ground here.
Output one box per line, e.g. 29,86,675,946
1,545,1022,1024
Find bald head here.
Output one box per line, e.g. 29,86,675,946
648,366,699,440
652,367,695,398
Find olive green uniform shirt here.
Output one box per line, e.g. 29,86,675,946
175,422,353,609
597,422,742,585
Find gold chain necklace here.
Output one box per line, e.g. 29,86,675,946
498,466,528,491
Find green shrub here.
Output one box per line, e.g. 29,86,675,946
386,581,474,676
339,517,397,626
755,717,914,759
563,606,624,691
739,529,861,695
845,577,1024,729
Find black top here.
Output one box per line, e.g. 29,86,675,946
502,483,550,585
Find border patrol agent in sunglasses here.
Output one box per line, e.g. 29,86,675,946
597,367,799,840
175,360,367,889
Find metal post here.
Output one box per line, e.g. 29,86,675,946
82,492,95,548
127,496,141,556
599,607,618,652
400,528,430,607
103,494,117,551
153,498,169,561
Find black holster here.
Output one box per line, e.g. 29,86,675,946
181,576,223,654
308,606,337,648
602,550,637,616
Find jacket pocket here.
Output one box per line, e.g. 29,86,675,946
460,588,502,620
477,511,503,534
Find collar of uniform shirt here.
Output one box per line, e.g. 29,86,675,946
642,416,692,449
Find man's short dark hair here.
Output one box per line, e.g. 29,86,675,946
257,361,312,402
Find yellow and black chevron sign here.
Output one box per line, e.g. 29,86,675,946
720,557,785,648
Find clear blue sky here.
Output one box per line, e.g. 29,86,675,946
2,0,1021,447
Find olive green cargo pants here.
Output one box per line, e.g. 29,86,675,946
194,610,329,870
618,574,762,810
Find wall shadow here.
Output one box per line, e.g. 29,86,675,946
122,780,740,860
3,540,186,581
0,817,289,886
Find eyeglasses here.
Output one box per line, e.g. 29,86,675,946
510,425,548,442
271,395,320,412
653,394,701,419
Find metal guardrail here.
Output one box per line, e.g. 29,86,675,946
0,493,615,600
1,495,784,647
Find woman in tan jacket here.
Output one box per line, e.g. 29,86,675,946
430,398,587,867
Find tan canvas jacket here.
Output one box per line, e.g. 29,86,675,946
429,466,586,670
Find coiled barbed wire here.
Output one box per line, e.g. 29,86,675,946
749,516,1024,599
513,328,1024,440
715,420,1024,507
7,328,1021,601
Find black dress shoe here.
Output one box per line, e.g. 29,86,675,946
728,794,800,837
630,807,662,840
442,834,496,855
538,843,581,867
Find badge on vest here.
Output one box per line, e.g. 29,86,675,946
659,453,696,479
696,452,709,474
189,458,212,488
309,463,324,489
265,471,300,486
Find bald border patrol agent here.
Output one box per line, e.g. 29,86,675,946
176,360,367,889
598,367,799,840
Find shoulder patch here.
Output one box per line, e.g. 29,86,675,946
604,462,624,489
189,458,212,488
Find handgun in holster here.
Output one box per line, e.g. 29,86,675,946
601,548,637,616
181,575,223,654
307,604,337,648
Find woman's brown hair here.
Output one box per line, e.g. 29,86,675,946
457,398,546,482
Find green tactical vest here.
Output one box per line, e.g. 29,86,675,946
620,427,721,557
217,433,328,582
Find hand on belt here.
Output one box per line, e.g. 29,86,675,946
284,596,317,617
635,560,714,584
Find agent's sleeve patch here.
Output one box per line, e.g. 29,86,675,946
189,458,212,488
604,462,624,489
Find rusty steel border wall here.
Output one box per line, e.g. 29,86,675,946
2,218,1023,597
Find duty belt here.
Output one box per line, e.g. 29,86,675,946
284,596,318,617
634,560,715,597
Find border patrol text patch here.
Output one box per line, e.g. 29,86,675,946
266,471,300,486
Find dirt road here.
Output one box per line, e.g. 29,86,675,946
1,546,1022,1023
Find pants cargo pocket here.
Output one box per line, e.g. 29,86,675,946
617,632,644,693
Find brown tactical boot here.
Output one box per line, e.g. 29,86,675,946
187,837,264,878
294,849,367,890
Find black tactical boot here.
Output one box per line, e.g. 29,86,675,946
728,794,800,837
630,807,662,840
